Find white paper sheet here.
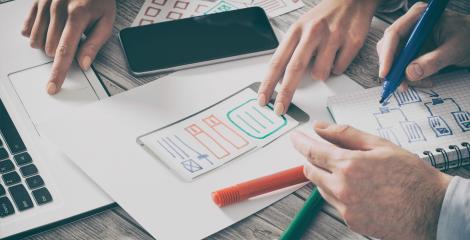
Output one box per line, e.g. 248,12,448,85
40,54,363,239
131,0,304,26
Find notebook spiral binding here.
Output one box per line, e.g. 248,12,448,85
423,142,470,171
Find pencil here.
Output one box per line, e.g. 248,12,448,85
279,187,324,240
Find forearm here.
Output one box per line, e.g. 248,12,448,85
437,176,470,240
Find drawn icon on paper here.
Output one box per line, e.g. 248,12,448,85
424,97,470,134
428,116,452,137
377,128,400,146
174,135,213,165
400,121,426,142
373,107,426,144
181,159,203,173
452,111,470,132
185,124,230,159
393,88,422,106
227,99,287,139
203,115,249,149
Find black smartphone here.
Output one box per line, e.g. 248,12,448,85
119,7,279,76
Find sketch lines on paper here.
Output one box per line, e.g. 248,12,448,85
185,124,231,160
373,107,425,146
373,87,470,145
157,135,209,173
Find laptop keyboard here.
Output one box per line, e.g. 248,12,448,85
0,98,53,217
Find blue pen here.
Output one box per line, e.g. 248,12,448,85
379,0,449,104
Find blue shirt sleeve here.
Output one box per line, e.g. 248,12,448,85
437,176,470,240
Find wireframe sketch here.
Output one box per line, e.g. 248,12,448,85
424,97,470,136
181,159,203,173
185,124,230,159
373,106,426,145
174,135,213,165
393,88,422,106
157,135,212,173
227,99,287,139
203,115,249,150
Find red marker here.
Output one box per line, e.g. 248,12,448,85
212,166,308,207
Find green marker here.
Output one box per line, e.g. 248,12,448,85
280,187,324,240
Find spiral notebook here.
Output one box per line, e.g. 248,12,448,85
327,70,470,171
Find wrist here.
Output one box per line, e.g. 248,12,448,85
421,172,452,239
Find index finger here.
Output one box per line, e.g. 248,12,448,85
257,26,301,106
47,17,87,94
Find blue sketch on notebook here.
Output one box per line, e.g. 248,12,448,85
452,111,470,132
373,107,426,144
181,159,203,173
174,135,213,165
377,128,400,146
393,88,422,106
415,88,439,98
373,107,401,146
400,120,426,142
428,116,452,137
424,97,470,135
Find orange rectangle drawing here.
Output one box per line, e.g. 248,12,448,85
203,115,249,149
185,123,229,159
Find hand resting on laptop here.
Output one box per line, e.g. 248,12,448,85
21,0,116,95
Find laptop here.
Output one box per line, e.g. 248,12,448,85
0,0,114,238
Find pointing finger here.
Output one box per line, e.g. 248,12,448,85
258,24,301,107
47,15,88,94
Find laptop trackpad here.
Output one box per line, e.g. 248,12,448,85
8,62,99,132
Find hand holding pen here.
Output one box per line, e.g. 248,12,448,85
377,1,470,96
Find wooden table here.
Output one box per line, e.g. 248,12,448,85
24,0,470,239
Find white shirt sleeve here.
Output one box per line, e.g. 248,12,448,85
377,0,408,13
437,176,470,240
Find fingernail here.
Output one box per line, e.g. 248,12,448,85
378,64,384,78
258,93,267,106
81,56,92,70
303,164,311,177
274,102,285,116
409,63,423,80
314,121,331,130
47,82,58,95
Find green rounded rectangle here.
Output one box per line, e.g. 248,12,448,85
226,99,287,139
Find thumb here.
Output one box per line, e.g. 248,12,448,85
313,121,389,151
405,41,458,81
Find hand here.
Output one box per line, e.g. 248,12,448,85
258,0,379,115
22,0,116,95
291,122,452,239
377,2,470,90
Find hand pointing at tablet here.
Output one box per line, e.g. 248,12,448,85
258,0,379,115
22,0,116,95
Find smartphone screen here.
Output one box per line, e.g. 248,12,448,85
119,7,278,75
